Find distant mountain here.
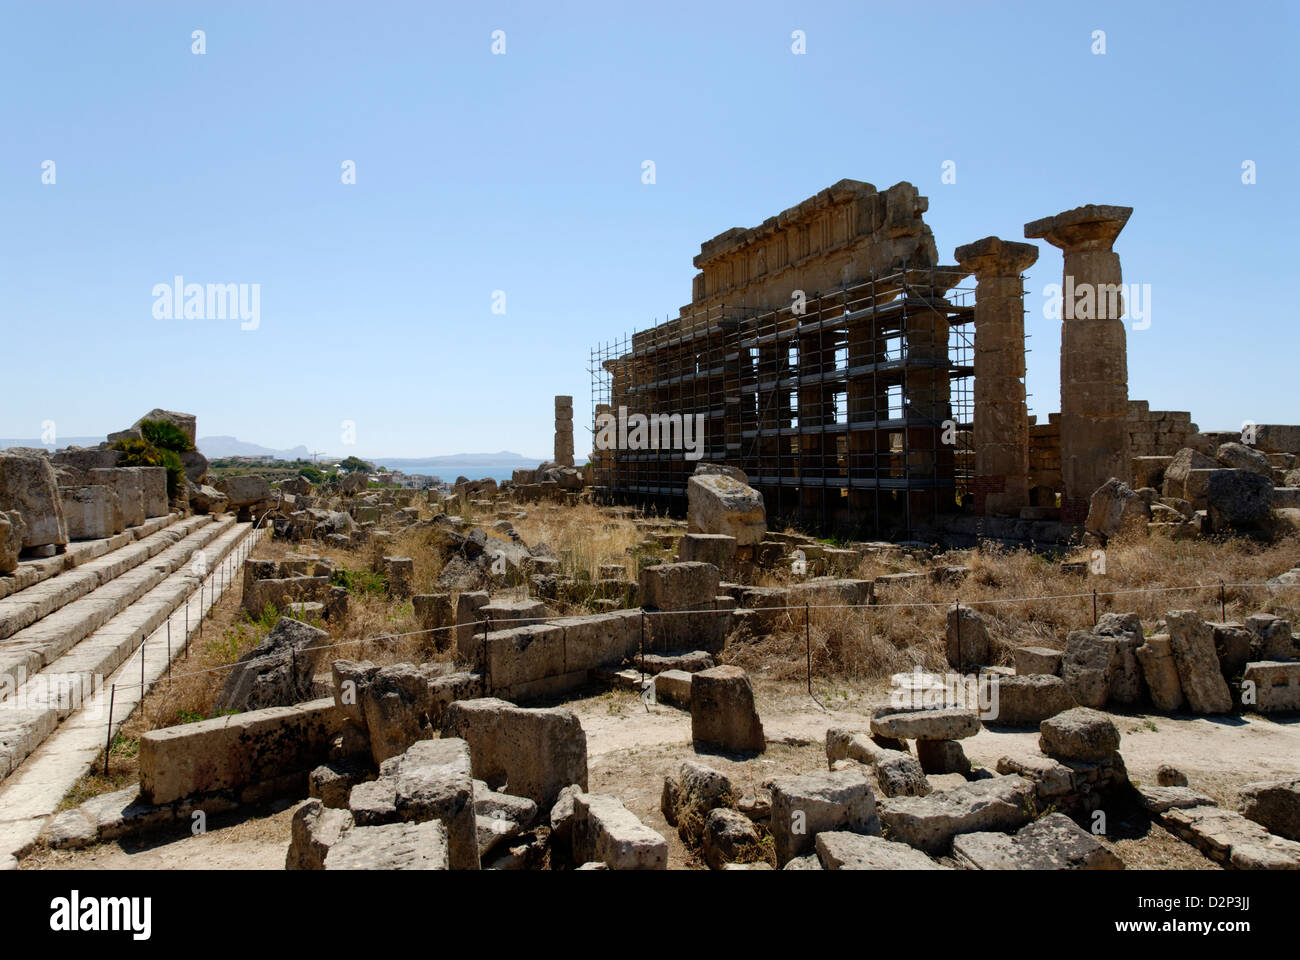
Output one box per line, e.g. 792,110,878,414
198,436,313,460
374,452,544,469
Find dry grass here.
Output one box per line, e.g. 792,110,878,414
728,528,1300,684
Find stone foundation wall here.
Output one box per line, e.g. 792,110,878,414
1127,401,1198,459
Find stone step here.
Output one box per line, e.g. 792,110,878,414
0,520,253,783
0,523,260,860
0,513,204,641
0,516,234,690
0,513,178,602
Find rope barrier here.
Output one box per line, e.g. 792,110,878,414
95,576,1300,692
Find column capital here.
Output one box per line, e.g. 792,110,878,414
954,236,1039,277
1024,204,1132,252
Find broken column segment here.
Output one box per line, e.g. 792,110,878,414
1025,205,1133,522
954,236,1038,517
554,395,574,467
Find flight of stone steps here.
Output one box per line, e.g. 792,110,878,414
0,511,261,864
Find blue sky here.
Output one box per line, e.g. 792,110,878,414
2,1,1294,459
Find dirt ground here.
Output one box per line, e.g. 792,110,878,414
25,675,1299,870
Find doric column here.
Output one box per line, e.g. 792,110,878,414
954,236,1038,516
1025,205,1132,522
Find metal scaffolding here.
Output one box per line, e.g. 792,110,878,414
590,265,976,539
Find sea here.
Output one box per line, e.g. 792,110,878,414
369,461,546,485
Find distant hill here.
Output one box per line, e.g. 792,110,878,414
374,452,543,469
197,436,313,460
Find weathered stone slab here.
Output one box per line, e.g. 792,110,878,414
1135,633,1184,711
1014,645,1062,676
1160,804,1300,870
952,812,1123,869
139,698,346,805
815,831,945,870
324,819,450,870
572,792,668,869
876,774,1035,854
87,467,145,529
60,485,123,541
870,707,980,741
639,561,721,612
769,768,880,865
215,616,327,712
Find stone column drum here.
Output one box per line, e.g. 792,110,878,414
1025,205,1132,522
954,237,1038,516
554,395,575,467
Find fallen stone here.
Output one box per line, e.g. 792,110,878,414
686,470,766,546
690,665,765,752
1166,610,1233,714
870,707,980,741
946,605,991,669
986,674,1077,726
324,819,450,870
1242,661,1300,713
286,798,354,870
769,768,880,865
702,807,761,870
876,774,1035,854
1135,634,1185,711
572,792,668,870
815,831,945,870
1237,777,1300,841
215,616,328,713
952,812,1123,870
1160,804,1300,870
1038,707,1121,762
1014,646,1062,676
441,698,587,807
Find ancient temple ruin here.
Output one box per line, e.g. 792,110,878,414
590,180,1204,540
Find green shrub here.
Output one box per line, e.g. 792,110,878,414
112,428,188,498
139,419,194,453
331,566,387,596
110,436,163,468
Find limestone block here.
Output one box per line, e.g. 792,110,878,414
769,768,880,865
690,665,765,752
87,467,145,528
440,698,587,807
1166,610,1233,713
572,792,667,870
60,484,123,540
0,453,67,547
686,472,767,545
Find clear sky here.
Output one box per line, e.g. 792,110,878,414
2,1,1295,459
